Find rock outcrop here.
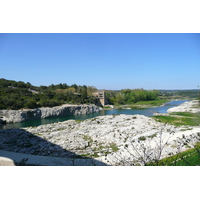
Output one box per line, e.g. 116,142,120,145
0,104,101,123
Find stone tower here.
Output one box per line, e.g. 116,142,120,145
92,90,106,106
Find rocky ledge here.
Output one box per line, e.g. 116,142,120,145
1,114,200,165
0,104,101,123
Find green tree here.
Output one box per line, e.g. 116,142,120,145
17,81,27,88
81,85,88,98
87,86,97,96
25,99,37,109
71,84,78,92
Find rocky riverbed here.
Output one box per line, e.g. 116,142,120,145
1,110,200,165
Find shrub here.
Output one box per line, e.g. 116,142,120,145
138,136,146,141
148,133,157,138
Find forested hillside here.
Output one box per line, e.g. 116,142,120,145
0,79,98,110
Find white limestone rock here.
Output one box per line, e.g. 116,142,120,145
1,104,101,123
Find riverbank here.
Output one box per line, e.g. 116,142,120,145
106,99,170,110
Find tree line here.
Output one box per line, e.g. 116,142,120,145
160,89,200,99
0,79,161,109
105,89,160,105
1,78,199,110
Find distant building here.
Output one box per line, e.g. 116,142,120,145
92,90,106,106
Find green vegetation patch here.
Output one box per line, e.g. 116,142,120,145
170,112,200,118
148,143,200,166
152,115,200,126
106,89,160,105
79,142,120,159
133,99,169,107
102,106,112,109
83,135,93,145
147,133,157,138
75,119,83,123
138,136,147,141
115,100,169,109
109,142,119,152
96,143,119,153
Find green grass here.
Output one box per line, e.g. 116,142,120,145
79,142,119,159
98,143,119,153
75,119,83,123
170,112,200,118
102,106,112,109
147,133,157,138
133,99,169,106
115,99,169,109
138,136,147,141
147,143,200,166
174,153,200,166
83,135,93,145
109,143,119,152
152,114,200,126
153,116,182,125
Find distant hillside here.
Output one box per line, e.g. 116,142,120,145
159,89,200,99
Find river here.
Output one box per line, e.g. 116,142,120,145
0,100,189,129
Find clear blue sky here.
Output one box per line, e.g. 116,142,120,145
0,33,200,90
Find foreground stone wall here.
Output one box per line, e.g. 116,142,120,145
0,104,101,123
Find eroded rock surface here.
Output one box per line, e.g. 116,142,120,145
1,114,199,165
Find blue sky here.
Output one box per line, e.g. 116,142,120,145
0,33,200,90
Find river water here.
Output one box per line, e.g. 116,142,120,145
0,100,189,129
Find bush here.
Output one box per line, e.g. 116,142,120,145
138,136,146,141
